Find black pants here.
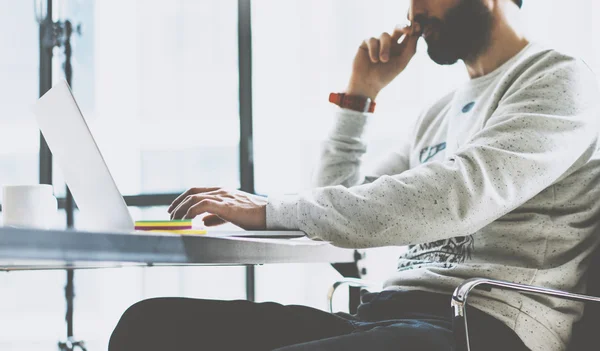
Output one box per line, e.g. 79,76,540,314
109,290,529,351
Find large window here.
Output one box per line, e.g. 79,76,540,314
53,0,240,198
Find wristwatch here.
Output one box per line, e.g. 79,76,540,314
329,93,376,113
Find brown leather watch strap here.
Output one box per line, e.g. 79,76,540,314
329,93,376,113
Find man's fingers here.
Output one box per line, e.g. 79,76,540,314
359,26,412,64
170,196,195,220
168,190,191,214
390,29,420,59
203,214,228,227
168,187,221,213
366,37,380,63
171,194,223,220
391,25,411,41
398,31,420,57
388,24,421,60
184,199,226,220
379,32,392,63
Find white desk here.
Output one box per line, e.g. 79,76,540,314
0,227,360,350
0,227,356,270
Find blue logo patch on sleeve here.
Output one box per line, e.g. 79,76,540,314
462,101,476,113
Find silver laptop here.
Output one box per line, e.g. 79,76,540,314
31,80,304,238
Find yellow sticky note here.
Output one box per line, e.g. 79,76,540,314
149,229,207,235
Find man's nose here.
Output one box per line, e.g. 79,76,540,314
408,0,428,23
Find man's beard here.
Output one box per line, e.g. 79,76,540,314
415,0,494,65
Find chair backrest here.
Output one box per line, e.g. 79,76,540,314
569,240,600,351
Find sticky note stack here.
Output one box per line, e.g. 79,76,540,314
135,220,207,235
135,220,193,231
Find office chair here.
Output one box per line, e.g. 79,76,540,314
327,242,600,351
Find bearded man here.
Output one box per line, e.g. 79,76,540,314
110,0,600,350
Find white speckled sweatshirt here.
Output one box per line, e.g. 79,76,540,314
266,43,600,350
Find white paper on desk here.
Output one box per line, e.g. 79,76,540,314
203,230,306,239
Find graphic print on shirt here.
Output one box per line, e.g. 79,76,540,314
419,142,447,164
397,235,475,271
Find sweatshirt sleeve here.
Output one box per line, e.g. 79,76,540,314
268,59,599,248
311,107,411,188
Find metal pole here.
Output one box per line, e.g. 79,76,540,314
39,0,53,185
65,270,75,338
62,20,76,344
38,6,85,347
63,20,75,230
238,0,256,302
37,2,81,349
238,0,255,196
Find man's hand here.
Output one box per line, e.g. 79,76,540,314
346,23,421,100
168,187,267,230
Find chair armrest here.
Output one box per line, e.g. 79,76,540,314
451,278,600,351
327,278,382,313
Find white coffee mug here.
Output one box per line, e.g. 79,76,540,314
2,184,58,229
